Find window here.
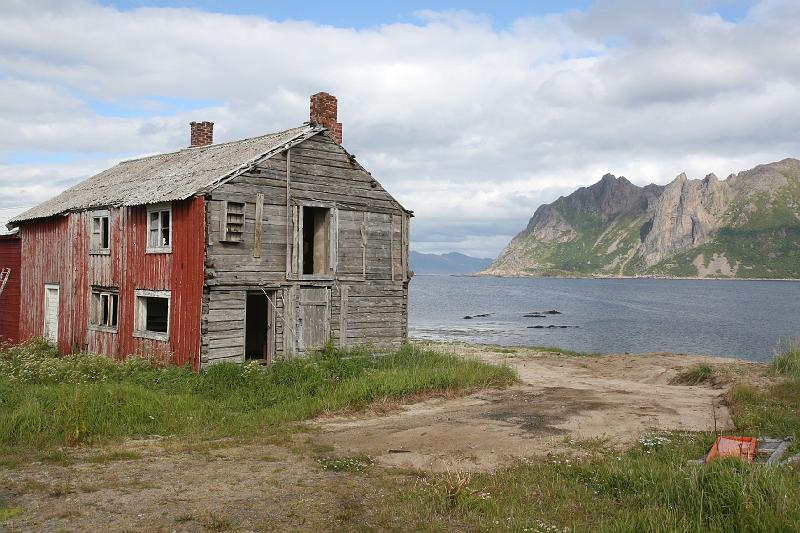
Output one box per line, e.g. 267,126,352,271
222,201,244,242
89,287,118,331
147,204,171,252
301,206,332,276
90,210,110,253
134,290,170,340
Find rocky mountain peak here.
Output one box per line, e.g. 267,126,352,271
484,157,800,279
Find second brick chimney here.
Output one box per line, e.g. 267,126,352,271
310,92,343,144
190,121,214,147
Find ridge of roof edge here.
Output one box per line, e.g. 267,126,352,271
118,123,315,165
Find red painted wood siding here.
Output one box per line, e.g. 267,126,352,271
0,236,21,344
18,197,205,368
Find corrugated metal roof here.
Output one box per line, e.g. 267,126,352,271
10,124,322,225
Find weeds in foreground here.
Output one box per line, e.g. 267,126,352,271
0,339,515,448
672,363,715,385
400,431,800,532
317,455,374,474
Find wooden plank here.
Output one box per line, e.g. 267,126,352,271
339,284,348,348
290,205,299,278
285,148,292,277
391,214,396,281
253,192,264,258
361,212,367,279
767,440,792,464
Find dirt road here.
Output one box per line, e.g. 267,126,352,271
314,344,751,471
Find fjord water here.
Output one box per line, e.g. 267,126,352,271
408,275,800,361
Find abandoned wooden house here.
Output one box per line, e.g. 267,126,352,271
6,92,412,368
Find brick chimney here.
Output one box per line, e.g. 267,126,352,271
190,121,214,147
309,92,343,144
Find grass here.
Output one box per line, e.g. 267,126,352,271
0,339,516,449
379,343,800,532
530,345,603,357
672,363,716,385
317,455,374,473
771,340,800,378
396,433,800,532
0,507,24,522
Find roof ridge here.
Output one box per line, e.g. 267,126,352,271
10,124,324,225
119,123,313,164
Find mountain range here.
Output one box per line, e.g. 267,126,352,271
411,251,493,274
483,158,800,279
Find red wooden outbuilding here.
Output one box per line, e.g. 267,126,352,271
0,231,21,344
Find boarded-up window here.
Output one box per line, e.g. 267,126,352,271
90,211,110,252
222,201,245,242
147,204,172,252
89,287,118,331
134,290,170,340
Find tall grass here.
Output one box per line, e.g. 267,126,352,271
400,433,800,532
389,342,800,532
771,340,800,378
0,340,515,448
672,363,715,385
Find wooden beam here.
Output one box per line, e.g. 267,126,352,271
339,284,348,347
253,193,264,258
361,212,367,279
285,148,292,278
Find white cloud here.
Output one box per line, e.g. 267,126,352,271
1,1,799,254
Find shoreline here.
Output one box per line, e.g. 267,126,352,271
409,338,772,364
465,272,800,281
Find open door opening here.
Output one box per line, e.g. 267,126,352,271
301,206,331,275
245,291,275,363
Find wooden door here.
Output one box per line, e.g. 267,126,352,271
297,287,331,352
43,284,59,344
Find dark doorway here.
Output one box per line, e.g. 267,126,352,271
245,291,274,363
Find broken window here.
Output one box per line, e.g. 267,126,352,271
90,211,110,252
134,290,170,339
222,201,245,242
301,206,332,276
90,287,118,330
147,204,172,252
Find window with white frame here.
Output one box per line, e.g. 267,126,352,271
134,290,170,340
222,201,245,242
147,204,172,252
90,210,110,253
89,287,118,331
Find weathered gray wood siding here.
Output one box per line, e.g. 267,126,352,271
201,133,410,366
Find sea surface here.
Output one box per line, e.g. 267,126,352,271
408,275,800,361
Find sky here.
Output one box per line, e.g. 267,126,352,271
1,0,799,256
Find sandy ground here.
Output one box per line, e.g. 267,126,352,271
0,344,764,531
0,439,397,532
314,344,758,471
